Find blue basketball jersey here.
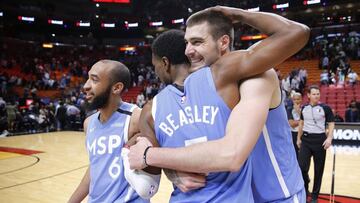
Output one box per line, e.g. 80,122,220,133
86,102,148,203
251,103,304,202
153,67,253,203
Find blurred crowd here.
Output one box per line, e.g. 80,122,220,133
1,29,360,137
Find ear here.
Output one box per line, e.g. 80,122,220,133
219,35,230,52
162,56,171,73
113,82,124,95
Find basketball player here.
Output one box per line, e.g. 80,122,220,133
129,6,309,202
137,29,254,202
68,60,160,203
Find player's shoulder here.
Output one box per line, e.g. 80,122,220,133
154,85,171,98
83,113,95,133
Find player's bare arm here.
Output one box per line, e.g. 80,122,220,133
211,6,310,82
129,101,206,191
130,101,161,175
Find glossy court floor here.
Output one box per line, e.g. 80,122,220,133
0,132,359,202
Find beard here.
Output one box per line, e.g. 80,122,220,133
85,85,112,111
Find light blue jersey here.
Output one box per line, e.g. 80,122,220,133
153,67,253,203
86,102,148,203
251,103,305,202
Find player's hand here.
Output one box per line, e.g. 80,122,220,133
164,169,206,193
322,138,332,150
296,138,302,149
128,137,153,170
126,132,142,147
205,6,243,24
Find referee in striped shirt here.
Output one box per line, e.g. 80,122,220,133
297,85,335,203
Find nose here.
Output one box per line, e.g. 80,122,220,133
185,43,195,57
83,79,91,93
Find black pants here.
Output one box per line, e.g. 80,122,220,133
291,131,299,159
298,132,327,200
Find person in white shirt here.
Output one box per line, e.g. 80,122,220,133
347,69,358,86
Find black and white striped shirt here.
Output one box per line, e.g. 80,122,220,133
300,103,334,134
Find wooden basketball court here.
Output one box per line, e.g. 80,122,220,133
0,131,359,202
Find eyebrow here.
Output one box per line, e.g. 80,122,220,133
89,74,100,79
188,37,204,41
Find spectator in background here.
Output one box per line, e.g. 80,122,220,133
337,67,346,85
0,97,5,109
136,92,145,107
150,83,159,98
55,101,67,130
347,69,358,86
332,109,344,122
59,74,67,90
321,55,329,70
145,83,152,98
66,102,81,130
320,70,329,85
1,79,7,97
38,106,50,132
299,68,308,91
281,76,291,95
0,98,8,137
46,103,56,131
137,74,144,86
345,100,360,122
329,72,337,85
5,101,17,132
291,75,301,93
287,92,302,158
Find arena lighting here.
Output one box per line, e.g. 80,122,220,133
172,18,184,24
241,34,268,41
273,3,289,10
48,19,63,25
247,7,260,12
0,12,3,17
304,0,321,5
93,0,130,3
149,21,163,27
119,46,135,51
18,16,35,22
42,43,53,48
101,23,115,28
125,21,138,28
76,21,91,27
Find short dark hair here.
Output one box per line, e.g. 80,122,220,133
100,60,131,90
151,29,190,65
308,85,320,93
186,9,234,49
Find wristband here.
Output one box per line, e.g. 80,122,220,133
143,146,152,167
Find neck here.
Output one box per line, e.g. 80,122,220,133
310,101,318,106
98,97,121,123
172,64,189,86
